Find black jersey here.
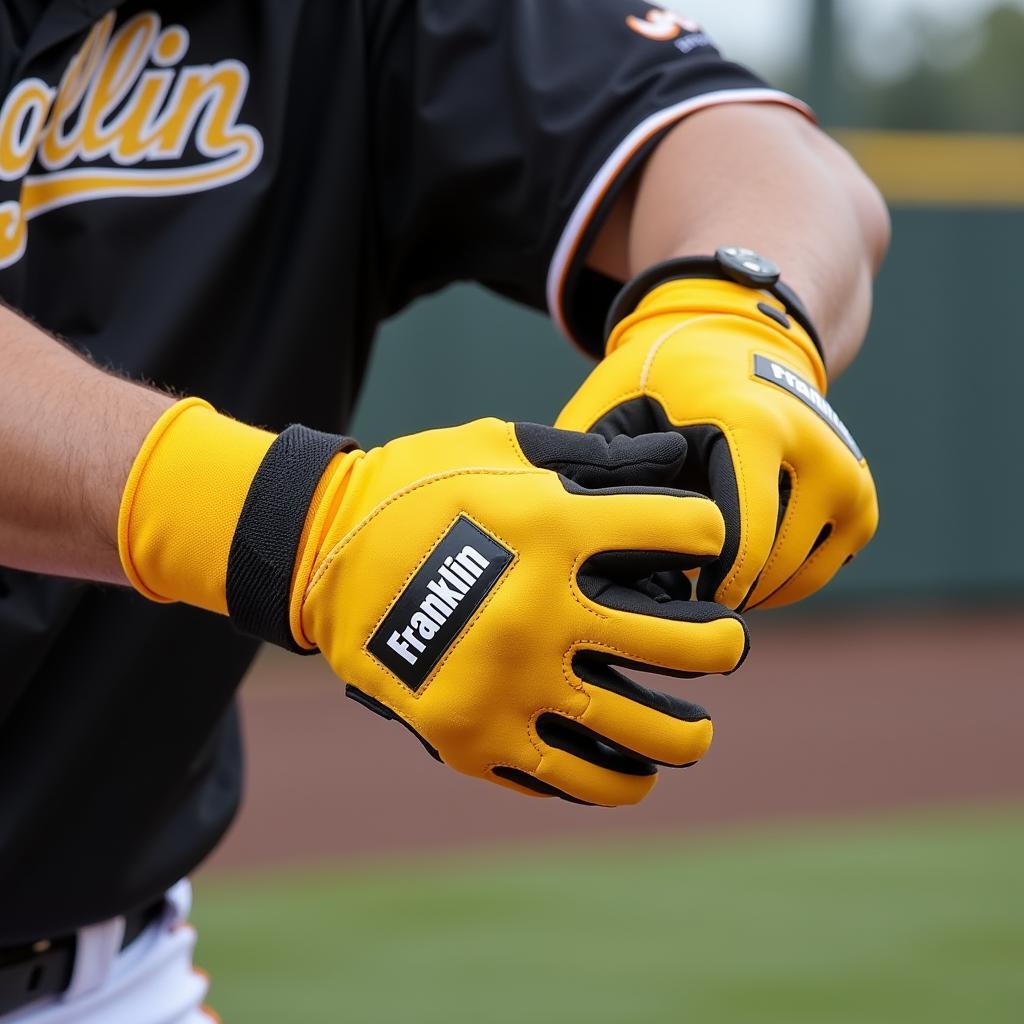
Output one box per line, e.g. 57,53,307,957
0,0,806,943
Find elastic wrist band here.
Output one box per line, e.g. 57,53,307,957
226,425,357,652
605,254,825,367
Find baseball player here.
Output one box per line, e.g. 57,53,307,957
0,2,888,1020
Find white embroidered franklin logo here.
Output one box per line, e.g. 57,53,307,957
368,517,514,691
386,545,491,667
0,11,263,269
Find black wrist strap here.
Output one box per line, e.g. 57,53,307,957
226,425,357,652
604,254,825,367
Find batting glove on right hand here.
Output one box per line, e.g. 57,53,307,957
119,404,748,806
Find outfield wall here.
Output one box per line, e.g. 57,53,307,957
350,134,1024,605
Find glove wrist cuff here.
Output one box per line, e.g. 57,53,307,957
606,252,825,366
607,278,827,391
118,397,359,650
226,425,359,652
118,398,276,612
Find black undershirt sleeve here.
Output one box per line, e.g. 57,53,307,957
366,0,810,354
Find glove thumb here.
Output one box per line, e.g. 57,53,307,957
515,423,687,490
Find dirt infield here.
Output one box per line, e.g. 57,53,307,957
203,609,1024,872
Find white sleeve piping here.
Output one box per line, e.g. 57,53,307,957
545,87,815,350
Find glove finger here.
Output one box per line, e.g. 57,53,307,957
575,559,749,675
743,494,833,609
752,498,877,608
536,713,658,776
489,766,563,801
593,612,747,677
574,659,714,767
751,533,846,610
566,490,726,564
534,747,658,807
515,423,688,489
747,465,878,609
691,429,783,609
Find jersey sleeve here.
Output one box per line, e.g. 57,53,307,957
367,0,813,356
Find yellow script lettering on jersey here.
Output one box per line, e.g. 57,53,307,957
0,11,263,269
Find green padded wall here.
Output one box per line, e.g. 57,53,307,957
350,208,1024,605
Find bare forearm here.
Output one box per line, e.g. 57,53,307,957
0,303,174,583
589,104,890,377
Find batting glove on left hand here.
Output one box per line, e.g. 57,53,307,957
557,269,877,610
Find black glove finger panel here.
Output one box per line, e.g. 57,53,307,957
514,422,689,490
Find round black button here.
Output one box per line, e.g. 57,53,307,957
715,246,781,288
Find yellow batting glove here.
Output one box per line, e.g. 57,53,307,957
557,250,878,611
119,402,749,806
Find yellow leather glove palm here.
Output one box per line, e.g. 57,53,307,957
557,278,878,610
120,402,749,806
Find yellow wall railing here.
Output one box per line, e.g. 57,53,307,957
835,131,1024,207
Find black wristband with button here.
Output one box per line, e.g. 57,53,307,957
605,247,825,367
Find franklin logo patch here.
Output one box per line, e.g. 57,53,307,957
753,355,864,461
367,517,513,690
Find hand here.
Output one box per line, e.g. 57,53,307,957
119,405,749,806
557,278,877,610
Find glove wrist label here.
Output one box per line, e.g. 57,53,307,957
367,516,513,690
753,355,863,460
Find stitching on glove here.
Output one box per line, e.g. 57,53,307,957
487,762,537,783
411,513,520,701
346,516,522,751
644,324,752,599
304,468,538,599
569,551,611,623
630,303,821,382
639,316,718,390
360,510,469,656
526,698,589,767
489,647,597,772
505,420,534,469
753,517,837,610
569,634,735,683
751,458,800,602
584,388,645,432
714,423,752,600
642,387,751,598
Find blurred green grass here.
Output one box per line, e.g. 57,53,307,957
194,808,1024,1023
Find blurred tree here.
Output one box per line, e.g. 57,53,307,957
849,4,1024,132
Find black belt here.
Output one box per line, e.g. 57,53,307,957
0,899,165,1016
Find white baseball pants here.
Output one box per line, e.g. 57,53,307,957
0,882,218,1024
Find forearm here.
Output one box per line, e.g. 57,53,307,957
0,303,174,583
588,103,890,377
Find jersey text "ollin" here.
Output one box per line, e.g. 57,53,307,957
0,11,263,269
